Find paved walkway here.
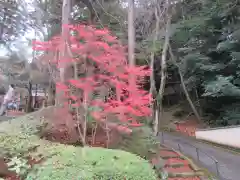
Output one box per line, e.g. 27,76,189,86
159,132,240,180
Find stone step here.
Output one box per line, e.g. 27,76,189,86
158,146,205,179
168,177,201,180
164,157,190,167
165,165,194,174
167,171,205,178
159,150,180,159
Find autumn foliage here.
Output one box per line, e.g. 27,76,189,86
33,24,152,135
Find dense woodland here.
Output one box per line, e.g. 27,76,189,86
1,0,240,128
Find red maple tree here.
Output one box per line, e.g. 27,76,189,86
33,24,152,140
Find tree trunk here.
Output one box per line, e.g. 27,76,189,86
128,0,135,67
127,0,136,101
178,68,201,122
56,0,72,105
26,81,33,113
59,0,72,83
151,5,160,135
168,45,201,122
47,81,55,106
43,88,47,108
34,84,38,108
155,15,170,135
194,87,202,116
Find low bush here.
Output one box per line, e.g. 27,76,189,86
0,112,158,180
26,146,158,180
0,133,158,180
109,126,160,159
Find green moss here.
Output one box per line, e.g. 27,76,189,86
26,146,158,180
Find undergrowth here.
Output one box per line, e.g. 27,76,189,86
110,126,160,159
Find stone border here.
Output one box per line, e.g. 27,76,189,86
161,130,240,155
197,124,240,131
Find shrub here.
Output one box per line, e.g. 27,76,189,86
109,126,160,159
217,103,240,126
0,116,158,180
26,146,158,180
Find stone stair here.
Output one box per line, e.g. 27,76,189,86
156,147,206,180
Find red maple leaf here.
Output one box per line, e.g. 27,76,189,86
33,24,152,136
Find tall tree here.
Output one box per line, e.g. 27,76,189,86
128,0,135,66
150,3,160,135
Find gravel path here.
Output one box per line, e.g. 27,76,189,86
159,132,240,180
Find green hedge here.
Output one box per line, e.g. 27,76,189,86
0,134,158,180
26,146,158,180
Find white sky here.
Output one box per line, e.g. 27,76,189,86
0,0,182,59
0,0,37,60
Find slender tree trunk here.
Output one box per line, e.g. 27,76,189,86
128,0,135,67
43,88,47,108
127,0,136,105
56,0,72,105
194,88,202,116
26,81,33,113
151,5,160,135
179,70,201,122
156,15,171,135
168,45,201,122
47,81,55,106
59,0,72,83
34,84,38,108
